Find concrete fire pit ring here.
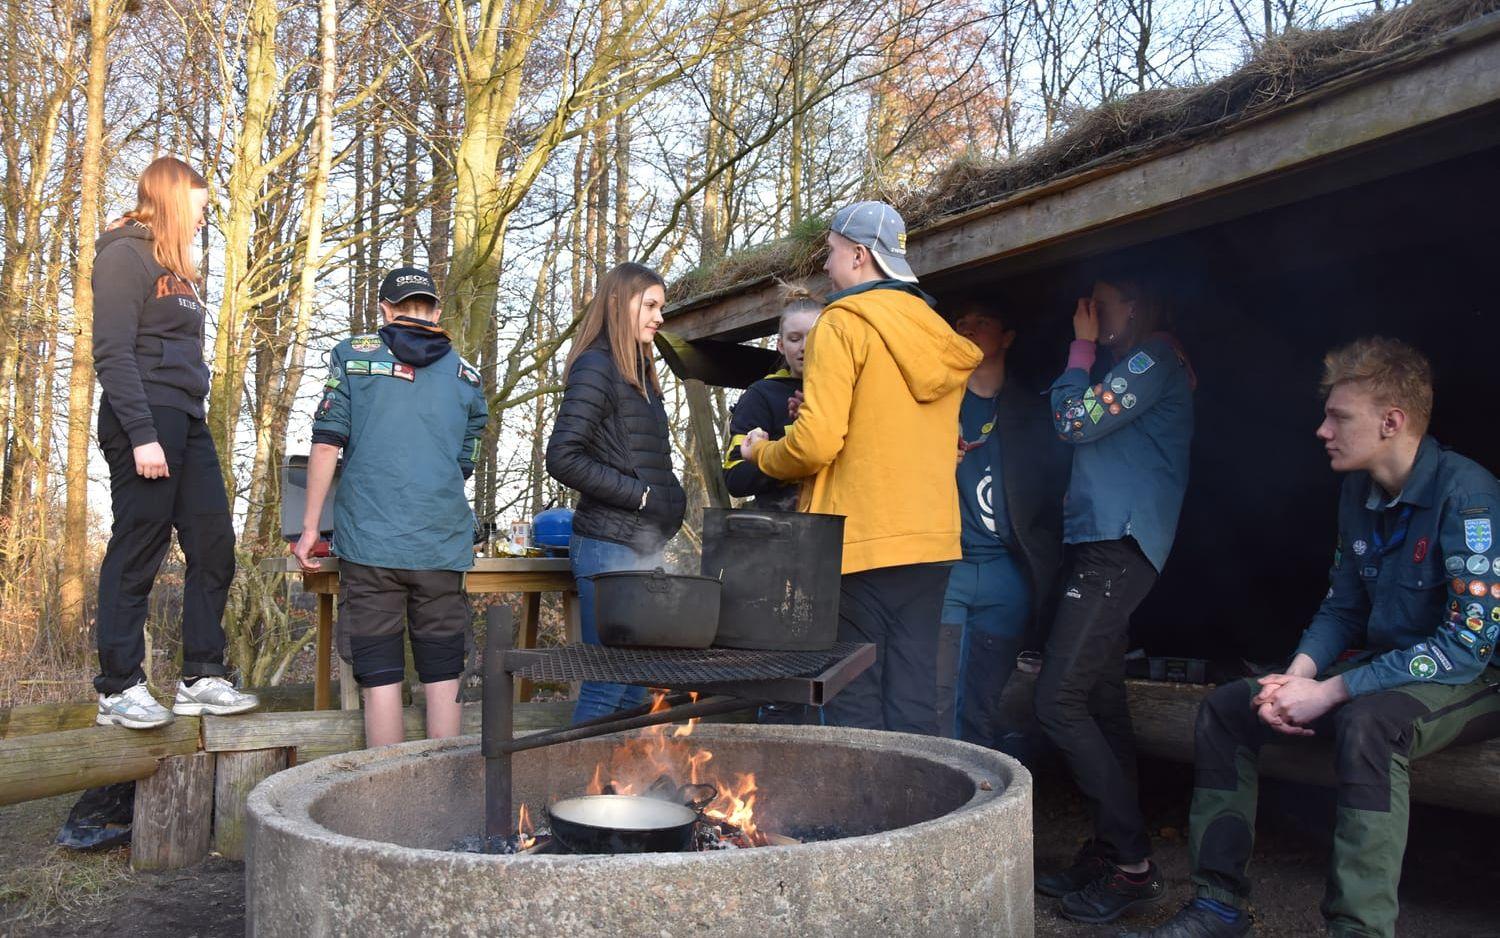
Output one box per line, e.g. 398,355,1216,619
246,723,1033,937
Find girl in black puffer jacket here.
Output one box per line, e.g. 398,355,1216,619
546,262,686,722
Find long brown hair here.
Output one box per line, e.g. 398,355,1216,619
125,157,209,283
1097,275,1168,349
566,262,666,397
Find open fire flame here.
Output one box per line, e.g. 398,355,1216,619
516,803,538,851
583,692,769,846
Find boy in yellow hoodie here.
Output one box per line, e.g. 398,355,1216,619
742,201,981,732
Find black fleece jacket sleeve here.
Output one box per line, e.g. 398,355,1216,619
545,353,649,510
91,243,157,446
723,383,784,499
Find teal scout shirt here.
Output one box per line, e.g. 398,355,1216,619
310,332,488,572
1296,436,1500,696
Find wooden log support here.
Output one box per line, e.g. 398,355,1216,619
213,748,290,860
315,593,334,710
0,720,200,806
131,751,215,871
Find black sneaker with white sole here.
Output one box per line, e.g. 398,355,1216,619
1059,860,1167,924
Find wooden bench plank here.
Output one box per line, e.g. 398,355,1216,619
0,683,340,740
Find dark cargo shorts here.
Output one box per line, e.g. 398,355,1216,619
337,560,472,688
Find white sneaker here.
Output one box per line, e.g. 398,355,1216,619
96,682,175,729
172,676,260,716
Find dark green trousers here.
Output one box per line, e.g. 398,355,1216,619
1187,666,1500,937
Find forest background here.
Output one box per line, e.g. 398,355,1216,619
0,0,1405,704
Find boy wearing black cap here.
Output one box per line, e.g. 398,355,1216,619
292,267,488,748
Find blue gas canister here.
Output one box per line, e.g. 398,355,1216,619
532,507,574,553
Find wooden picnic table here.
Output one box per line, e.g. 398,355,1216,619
264,555,579,710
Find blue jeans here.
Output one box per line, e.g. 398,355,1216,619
570,534,660,722
937,553,1032,754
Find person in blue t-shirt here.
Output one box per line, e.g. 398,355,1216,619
936,302,1067,754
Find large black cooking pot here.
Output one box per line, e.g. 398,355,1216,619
588,568,721,648
700,509,844,651
546,795,698,854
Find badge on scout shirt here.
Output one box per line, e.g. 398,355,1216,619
1110,377,1128,394
458,360,482,387
393,363,415,381
1127,351,1155,374
351,334,382,353
1464,518,1493,553
1408,655,1438,679
370,361,394,376
346,360,370,375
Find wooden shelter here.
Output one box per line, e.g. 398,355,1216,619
662,3,1500,663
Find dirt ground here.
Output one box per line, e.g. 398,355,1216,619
2,758,1498,937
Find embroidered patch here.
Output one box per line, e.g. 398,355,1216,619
1353,539,1368,556
1408,655,1438,679
1462,506,1491,517
1471,581,1490,597
1110,377,1128,394
1109,403,1122,415
345,360,370,375
1413,537,1429,563
1491,583,1500,599
1465,518,1493,553
1127,351,1155,375
370,361,394,376
1480,644,1493,659
1488,623,1500,639
1432,646,1454,671
1466,602,1484,619
1064,586,1082,600
351,335,382,353
1469,616,1486,632
458,362,482,387
1452,578,1467,594
1469,555,1492,576
393,363,415,382
324,377,340,390
1085,400,1104,424
1447,555,1467,575
317,395,334,415
1121,393,1137,409
1458,629,1478,647
1101,390,1116,405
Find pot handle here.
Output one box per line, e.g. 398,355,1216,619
724,514,791,538
646,567,673,593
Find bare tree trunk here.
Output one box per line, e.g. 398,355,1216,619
61,0,125,637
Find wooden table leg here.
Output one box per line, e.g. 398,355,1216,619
562,589,582,703
516,592,541,703
314,593,333,711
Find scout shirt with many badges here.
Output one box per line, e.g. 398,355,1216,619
311,329,488,573
1295,436,1500,695
1049,334,1195,573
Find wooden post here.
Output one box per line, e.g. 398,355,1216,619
314,593,333,710
131,752,215,871
340,660,360,711
516,592,542,703
684,378,731,510
213,748,289,860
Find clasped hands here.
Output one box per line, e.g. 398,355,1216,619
1251,662,1349,736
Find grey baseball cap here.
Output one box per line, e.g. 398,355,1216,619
829,200,917,284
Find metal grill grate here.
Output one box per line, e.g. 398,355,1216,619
506,643,863,685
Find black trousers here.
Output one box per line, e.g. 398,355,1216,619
823,562,952,735
94,401,235,695
1034,538,1158,863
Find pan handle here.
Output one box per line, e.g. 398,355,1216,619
724,514,791,538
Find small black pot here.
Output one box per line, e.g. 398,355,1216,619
588,568,721,648
546,795,698,855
